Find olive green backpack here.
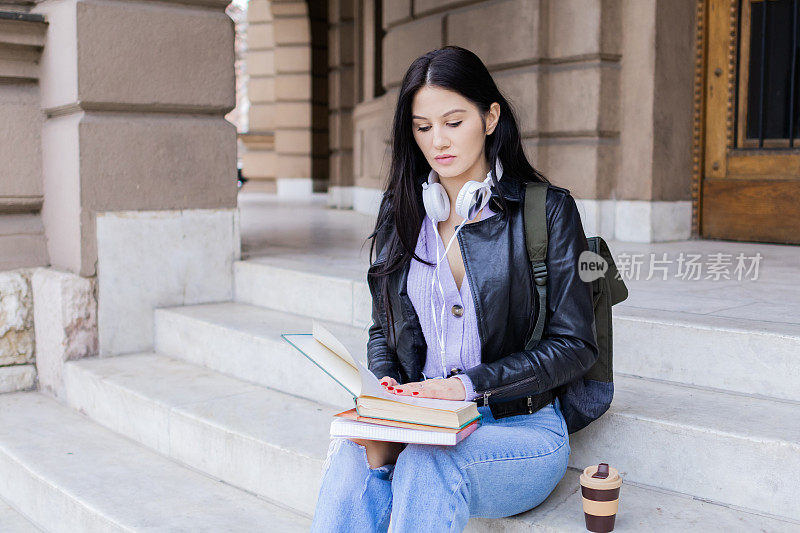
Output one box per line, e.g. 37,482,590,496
523,182,629,434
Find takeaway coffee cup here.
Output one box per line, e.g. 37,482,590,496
579,463,622,532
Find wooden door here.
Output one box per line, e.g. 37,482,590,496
700,0,800,244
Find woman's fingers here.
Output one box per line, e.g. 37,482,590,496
387,378,463,400
388,380,427,397
379,376,398,389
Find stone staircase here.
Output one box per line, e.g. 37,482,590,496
1,252,799,531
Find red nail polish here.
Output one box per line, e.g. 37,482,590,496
381,381,388,385
396,389,403,393
412,392,419,395
387,386,394,390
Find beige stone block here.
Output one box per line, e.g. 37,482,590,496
248,0,273,23
493,68,539,133
0,83,42,197
275,101,312,128
271,2,308,17
599,64,621,134
275,129,312,154
249,102,275,130
275,44,311,73
448,0,540,66
619,0,656,200
352,94,393,177
0,234,48,271
73,2,234,111
247,49,276,77
383,0,411,28
328,22,355,67
0,269,34,366
247,21,275,50
360,126,391,178
328,67,355,109
329,150,354,187
522,137,542,170
537,140,615,199
79,113,238,212
273,15,310,45
548,0,602,58
329,110,353,151
544,65,604,133
275,153,311,178
242,150,276,179
40,114,83,276
275,73,311,101
382,15,443,87
248,77,276,104
601,0,623,56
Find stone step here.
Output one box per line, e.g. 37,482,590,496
234,258,372,329
0,497,40,533
0,391,312,533
153,302,800,521
613,305,800,403
233,256,800,402
62,352,800,531
154,302,365,409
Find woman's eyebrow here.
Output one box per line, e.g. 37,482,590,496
411,108,466,120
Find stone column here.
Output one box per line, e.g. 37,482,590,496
326,0,355,208
0,11,48,270
0,10,48,393
30,0,240,371
272,0,320,196
241,0,278,192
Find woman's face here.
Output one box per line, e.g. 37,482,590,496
411,85,500,182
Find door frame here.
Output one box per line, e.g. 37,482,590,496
692,0,800,243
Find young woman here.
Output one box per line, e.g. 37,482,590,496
310,46,598,532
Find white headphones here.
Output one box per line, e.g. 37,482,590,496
421,158,504,223
421,157,504,379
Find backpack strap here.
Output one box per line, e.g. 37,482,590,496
523,182,549,350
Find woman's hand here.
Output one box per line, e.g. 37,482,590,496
380,376,466,400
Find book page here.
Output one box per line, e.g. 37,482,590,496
312,321,358,369
281,332,361,398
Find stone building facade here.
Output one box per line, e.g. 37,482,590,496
242,0,698,246
1,0,798,394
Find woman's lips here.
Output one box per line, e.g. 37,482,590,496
435,156,456,165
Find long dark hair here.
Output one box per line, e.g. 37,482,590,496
366,45,550,343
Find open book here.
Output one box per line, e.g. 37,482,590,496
281,320,481,430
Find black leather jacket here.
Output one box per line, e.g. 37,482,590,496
366,176,599,419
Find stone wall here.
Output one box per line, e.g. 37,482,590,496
348,0,696,242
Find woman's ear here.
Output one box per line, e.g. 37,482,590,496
485,102,501,135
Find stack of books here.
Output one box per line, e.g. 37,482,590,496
282,321,482,446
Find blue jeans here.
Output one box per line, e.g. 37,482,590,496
310,397,570,532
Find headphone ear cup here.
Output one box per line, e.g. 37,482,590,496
455,180,491,220
422,181,450,222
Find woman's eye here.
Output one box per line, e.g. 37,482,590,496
416,121,461,132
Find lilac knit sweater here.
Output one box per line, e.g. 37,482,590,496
407,203,498,401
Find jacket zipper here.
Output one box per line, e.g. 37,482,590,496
480,373,539,404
